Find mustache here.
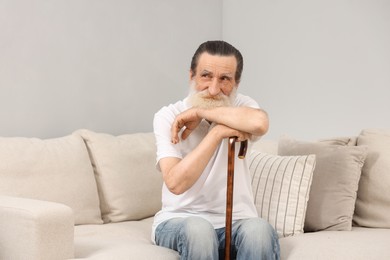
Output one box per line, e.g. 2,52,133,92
195,90,226,100
188,82,237,109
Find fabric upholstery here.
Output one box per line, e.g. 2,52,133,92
319,136,357,146
251,139,279,155
278,137,367,232
354,129,390,228
0,196,74,260
249,152,315,237
280,227,390,260
0,134,102,225
76,129,163,223
74,218,179,260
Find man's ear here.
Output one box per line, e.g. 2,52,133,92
189,70,195,80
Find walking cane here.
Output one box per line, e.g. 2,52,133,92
225,137,248,260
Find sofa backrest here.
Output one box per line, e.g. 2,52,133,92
0,134,103,225
75,129,164,223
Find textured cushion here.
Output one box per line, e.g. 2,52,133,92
76,129,163,223
278,137,367,232
354,129,390,228
249,151,316,237
279,227,390,260
0,134,103,225
251,139,278,155
319,136,357,146
74,219,179,259
0,196,74,260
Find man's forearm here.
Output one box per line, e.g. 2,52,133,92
197,107,269,137
162,122,253,195
161,128,223,195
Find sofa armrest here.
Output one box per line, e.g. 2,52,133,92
0,196,74,260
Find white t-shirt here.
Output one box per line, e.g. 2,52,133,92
152,93,259,242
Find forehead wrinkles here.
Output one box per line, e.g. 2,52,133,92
196,53,237,76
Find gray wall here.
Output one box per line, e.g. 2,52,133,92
1,0,389,140
223,0,390,140
0,0,222,138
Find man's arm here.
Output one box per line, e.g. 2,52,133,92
171,106,269,144
198,106,269,136
160,124,251,195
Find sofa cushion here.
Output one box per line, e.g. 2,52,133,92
76,129,163,223
249,151,315,237
280,227,390,260
319,136,357,146
0,134,103,225
278,137,367,232
251,139,278,155
354,129,390,228
74,218,179,259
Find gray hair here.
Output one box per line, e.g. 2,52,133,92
190,40,243,83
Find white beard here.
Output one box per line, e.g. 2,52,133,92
188,81,237,109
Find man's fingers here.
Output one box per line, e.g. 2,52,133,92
170,108,201,144
171,118,185,144
234,131,251,142
171,121,180,144
181,128,193,140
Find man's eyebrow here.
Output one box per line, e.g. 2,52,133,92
200,70,212,75
220,73,234,78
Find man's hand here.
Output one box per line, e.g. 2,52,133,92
171,108,202,144
211,124,252,143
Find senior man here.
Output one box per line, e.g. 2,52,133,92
152,40,280,260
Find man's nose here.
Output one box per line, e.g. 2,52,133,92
208,78,221,96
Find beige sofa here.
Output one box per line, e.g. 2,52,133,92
0,128,389,260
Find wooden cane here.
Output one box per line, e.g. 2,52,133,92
225,138,248,260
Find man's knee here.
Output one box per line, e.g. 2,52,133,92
234,218,280,259
179,217,218,259
235,218,279,249
240,218,275,236
181,217,216,241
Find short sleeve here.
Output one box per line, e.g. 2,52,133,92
234,94,261,109
153,106,183,171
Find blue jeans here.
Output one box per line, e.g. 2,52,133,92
155,217,280,260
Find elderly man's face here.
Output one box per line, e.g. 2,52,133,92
189,52,238,109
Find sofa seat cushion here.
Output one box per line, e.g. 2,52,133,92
0,134,102,225
279,227,390,260
73,218,179,259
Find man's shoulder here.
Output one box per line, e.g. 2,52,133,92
234,93,259,108
156,98,188,115
154,98,190,124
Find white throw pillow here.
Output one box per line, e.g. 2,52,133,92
76,129,163,223
249,151,316,237
0,134,103,225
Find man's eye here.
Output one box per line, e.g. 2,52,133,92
221,76,231,81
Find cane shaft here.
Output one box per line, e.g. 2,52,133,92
225,137,236,260
225,138,248,260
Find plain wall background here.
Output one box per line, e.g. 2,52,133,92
223,0,390,140
1,0,389,140
0,0,222,138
